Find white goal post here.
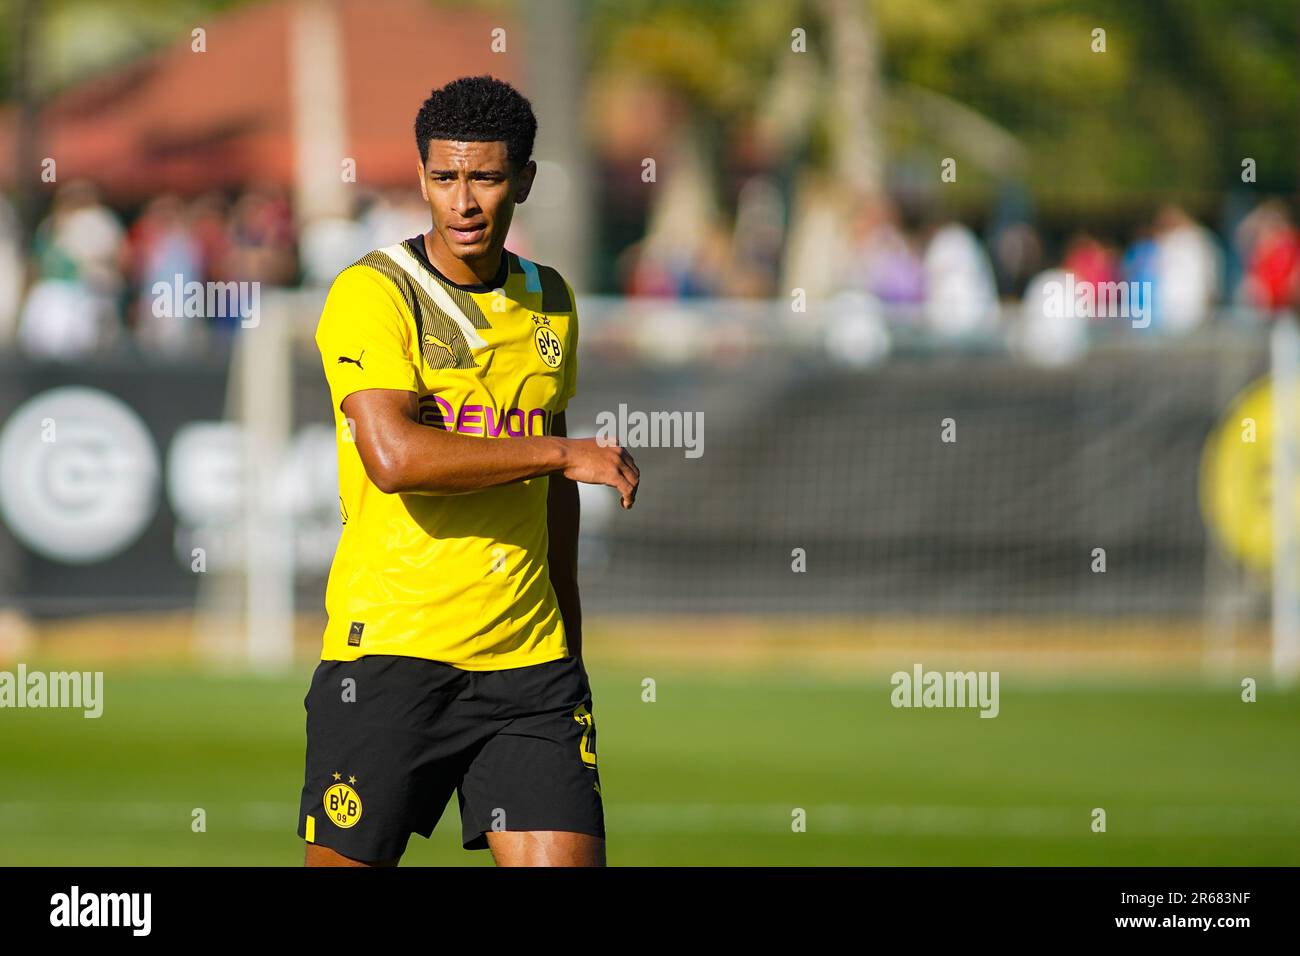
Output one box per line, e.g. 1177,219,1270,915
1271,313,1300,687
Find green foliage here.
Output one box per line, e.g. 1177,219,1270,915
592,0,1298,209
4,0,1293,213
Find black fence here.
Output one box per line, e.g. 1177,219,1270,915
0,329,1271,618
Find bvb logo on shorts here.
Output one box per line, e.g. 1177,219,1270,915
532,314,563,369
324,775,363,829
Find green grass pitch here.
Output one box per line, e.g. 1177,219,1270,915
3,664,1298,865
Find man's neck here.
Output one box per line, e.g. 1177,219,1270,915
422,230,503,288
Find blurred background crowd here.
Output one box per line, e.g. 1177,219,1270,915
0,0,1295,360
3,174,1297,360
0,182,429,357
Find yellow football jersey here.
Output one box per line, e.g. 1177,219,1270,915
314,236,578,670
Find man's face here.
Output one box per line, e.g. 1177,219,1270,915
417,140,534,262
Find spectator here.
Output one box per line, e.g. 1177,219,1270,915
127,194,205,353
922,221,999,339
21,180,125,359
989,220,1044,301
218,184,297,335
1151,205,1222,334
1060,232,1123,326
300,203,370,287
844,198,925,309
730,175,785,298
360,188,431,250
1016,266,1089,366
17,280,103,360
228,185,297,282
1062,232,1120,290
1121,224,1160,331
1235,199,1300,313
189,192,234,287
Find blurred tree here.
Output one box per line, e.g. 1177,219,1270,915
588,0,1297,230
874,0,1298,208
4,0,1294,278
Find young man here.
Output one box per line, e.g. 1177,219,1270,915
296,76,639,867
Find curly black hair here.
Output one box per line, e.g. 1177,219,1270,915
414,75,537,170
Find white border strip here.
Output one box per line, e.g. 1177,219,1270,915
380,243,488,349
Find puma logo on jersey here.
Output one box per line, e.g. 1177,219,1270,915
423,332,455,358
338,350,365,370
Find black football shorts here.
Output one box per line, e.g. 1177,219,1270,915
296,653,603,862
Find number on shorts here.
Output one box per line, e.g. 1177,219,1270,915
573,704,597,768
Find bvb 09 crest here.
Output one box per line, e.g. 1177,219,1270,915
532,314,563,368
324,776,363,828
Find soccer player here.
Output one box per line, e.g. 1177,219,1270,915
296,76,639,867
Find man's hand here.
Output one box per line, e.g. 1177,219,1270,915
340,388,640,506
561,437,640,509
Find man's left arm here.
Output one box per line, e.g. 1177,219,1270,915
547,410,583,663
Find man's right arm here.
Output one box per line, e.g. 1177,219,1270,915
342,388,639,508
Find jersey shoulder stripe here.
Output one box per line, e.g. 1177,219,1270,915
510,252,573,313
344,247,483,371
378,242,490,343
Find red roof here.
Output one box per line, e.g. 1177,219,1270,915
0,0,524,201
